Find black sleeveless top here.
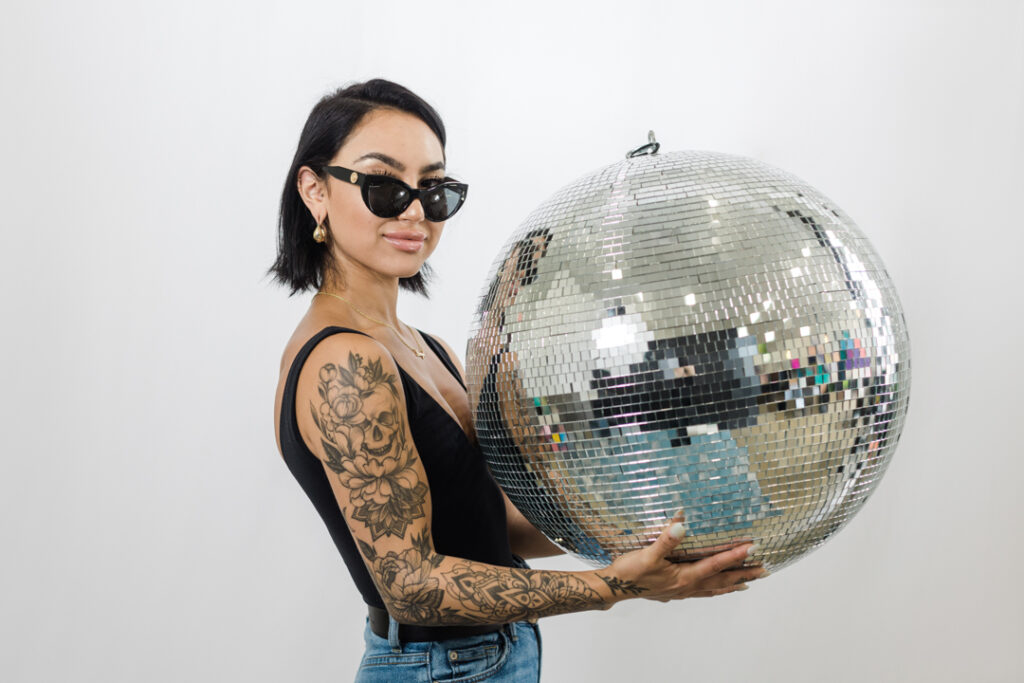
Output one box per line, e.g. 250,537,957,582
279,326,516,609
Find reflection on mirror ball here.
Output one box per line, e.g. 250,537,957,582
465,139,911,572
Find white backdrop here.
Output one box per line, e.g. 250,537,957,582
3,1,1022,681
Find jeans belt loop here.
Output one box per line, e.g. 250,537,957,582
387,614,401,653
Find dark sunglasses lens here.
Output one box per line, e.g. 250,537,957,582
423,185,465,221
365,178,410,217
365,177,466,221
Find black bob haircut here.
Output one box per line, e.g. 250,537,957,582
267,78,447,297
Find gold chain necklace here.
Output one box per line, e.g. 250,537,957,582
314,291,425,359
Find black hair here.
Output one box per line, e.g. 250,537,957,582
267,78,447,297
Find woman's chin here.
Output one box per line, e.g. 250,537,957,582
394,266,425,280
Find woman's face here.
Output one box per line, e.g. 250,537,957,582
307,108,449,284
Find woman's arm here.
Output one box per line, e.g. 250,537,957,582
298,334,763,626
501,489,565,559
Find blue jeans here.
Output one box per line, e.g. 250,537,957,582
353,614,542,682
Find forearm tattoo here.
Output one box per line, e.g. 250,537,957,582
311,352,427,541
597,574,648,596
440,562,604,623
312,350,612,624
358,535,606,625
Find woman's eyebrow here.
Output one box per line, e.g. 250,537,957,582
353,152,445,174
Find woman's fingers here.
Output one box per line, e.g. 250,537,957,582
696,566,768,591
654,580,751,600
682,538,756,557
682,541,756,583
690,583,749,598
648,510,689,559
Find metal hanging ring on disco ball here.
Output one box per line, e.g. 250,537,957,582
626,130,661,158
465,132,911,574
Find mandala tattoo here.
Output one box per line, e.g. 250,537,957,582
358,532,607,625
310,351,428,541
597,574,648,596
441,563,605,623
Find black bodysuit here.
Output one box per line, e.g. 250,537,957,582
278,326,517,610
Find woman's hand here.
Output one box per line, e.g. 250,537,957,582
603,511,767,603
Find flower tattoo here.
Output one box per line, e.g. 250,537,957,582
311,351,427,540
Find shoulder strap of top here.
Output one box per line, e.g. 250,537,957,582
418,329,466,390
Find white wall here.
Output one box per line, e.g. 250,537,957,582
2,1,1021,681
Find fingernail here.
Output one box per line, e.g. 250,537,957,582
746,543,761,556
736,584,749,591
669,522,686,539
674,508,686,519
758,570,771,579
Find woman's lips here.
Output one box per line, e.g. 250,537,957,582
383,233,425,252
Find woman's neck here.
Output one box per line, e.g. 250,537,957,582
318,272,402,328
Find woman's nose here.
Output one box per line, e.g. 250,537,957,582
398,196,425,221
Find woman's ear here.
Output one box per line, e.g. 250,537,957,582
296,165,329,221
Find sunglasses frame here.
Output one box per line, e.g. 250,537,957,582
323,165,469,222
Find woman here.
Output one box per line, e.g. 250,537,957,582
269,78,765,682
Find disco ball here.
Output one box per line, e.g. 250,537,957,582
464,133,911,572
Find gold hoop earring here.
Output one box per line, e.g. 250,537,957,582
313,218,327,243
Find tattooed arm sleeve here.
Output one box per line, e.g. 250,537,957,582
296,333,647,625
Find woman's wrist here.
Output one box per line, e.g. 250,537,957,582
587,567,648,608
